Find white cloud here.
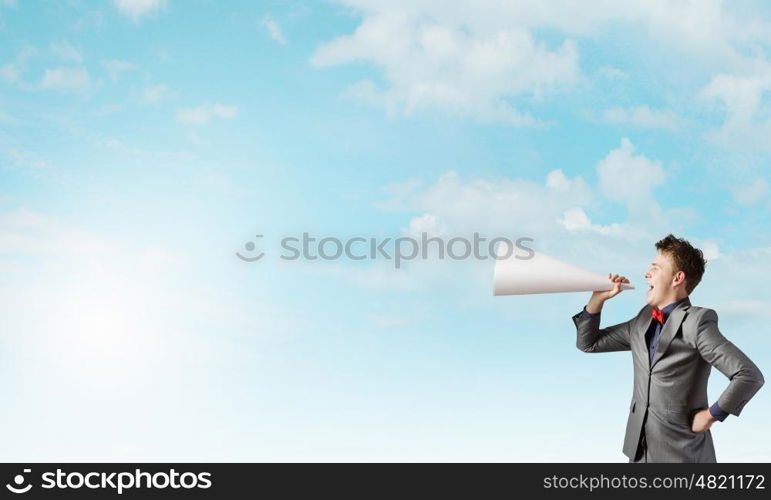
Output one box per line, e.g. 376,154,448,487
702,71,771,121
102,59,137,82
403,213,445,241
381,168,593,238
312,0,771,126
143,83,170,103
50,41,83,63
558,206,592,231
731,178,769,206
699,241,721,261
546,169,575,192
378,159,666,255
558,207,622,235
603,105,685,130
595,137,664,217
261,14,287,45
700,64,771,150
113,0,166,21
176,103,238,125
38,66,90,90
312,5,579,126
0,0,16,6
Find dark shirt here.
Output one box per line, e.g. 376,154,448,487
579,299,730,421
646,297,689,363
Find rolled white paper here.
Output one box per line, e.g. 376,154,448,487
493,244,635,296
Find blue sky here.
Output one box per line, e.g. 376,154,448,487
1,0,770,461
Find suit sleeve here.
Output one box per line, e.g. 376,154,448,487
573,306,637,353
695,309,765,417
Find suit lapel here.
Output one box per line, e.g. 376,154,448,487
638,305,653,363
650,303,689,369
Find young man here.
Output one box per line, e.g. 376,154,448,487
572,234,764,462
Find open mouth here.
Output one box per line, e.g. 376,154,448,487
647,284,654,296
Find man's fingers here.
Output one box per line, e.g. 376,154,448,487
606,272,630,292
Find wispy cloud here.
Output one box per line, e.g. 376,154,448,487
1,148,51,170
0,46,39,87
176,103,237,125
603,105,685,130
113,0,166,21
50,41,83,63
143,83,170,103
38,66,90,90
261,14,287,45
102,59,137,82
598,65,628,80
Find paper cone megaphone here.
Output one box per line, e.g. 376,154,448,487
493,245,635,296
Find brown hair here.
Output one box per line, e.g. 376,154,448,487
655,234,707,294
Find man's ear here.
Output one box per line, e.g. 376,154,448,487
672,270,686,287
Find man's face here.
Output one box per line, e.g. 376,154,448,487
644,252,677,308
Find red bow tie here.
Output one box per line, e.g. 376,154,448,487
651,308,664,324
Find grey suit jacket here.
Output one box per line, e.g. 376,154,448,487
573,301,764,462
